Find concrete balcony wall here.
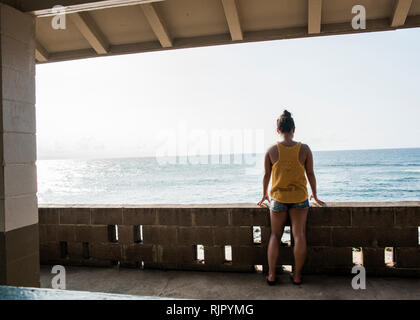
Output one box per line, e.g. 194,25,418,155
39,203,420,277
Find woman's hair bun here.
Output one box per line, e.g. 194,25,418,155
282,110,292,118
277,109,295,133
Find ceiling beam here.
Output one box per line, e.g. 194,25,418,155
69,12,109,54
308,0,322,34
141,3,172,47
221,0,243,41
35,42,49,62
391,0,413,27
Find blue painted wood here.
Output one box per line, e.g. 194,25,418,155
0,286,175,300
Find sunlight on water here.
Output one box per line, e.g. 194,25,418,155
37,148,420,204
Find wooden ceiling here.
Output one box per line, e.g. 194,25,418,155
5,0,420,63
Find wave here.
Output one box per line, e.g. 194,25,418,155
384,177,419,182
319,163,420,168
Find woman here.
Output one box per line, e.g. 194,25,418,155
257,110,324,285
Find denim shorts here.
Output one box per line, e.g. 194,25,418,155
269,198,310,212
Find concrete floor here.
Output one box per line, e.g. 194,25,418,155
40,265,420,300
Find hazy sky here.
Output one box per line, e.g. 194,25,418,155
36,28,420,160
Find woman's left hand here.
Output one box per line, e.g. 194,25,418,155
310,194,326,207
257,194,270,207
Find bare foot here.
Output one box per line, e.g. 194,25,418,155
267,273,276,282
292,273,302,283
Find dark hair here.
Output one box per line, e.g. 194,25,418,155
277,110,295,133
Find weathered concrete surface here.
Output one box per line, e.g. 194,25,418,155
40,265,420,300
39,204,420,276
39,202,420,208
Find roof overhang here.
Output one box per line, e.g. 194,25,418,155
4,0,420,64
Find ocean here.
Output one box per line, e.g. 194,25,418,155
37,148,420,205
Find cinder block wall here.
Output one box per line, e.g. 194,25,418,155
39,204,420,277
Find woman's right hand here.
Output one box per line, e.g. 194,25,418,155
257,194,270,207
310,194,326,207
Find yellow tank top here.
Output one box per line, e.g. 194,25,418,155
270,142,308,203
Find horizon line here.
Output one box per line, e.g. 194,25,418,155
37,146,420,161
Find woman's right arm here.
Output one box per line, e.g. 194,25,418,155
257,151,272,207
304,145,325,206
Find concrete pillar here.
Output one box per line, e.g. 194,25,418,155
0,4,39,287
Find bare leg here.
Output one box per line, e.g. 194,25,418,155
267,210,288,282
289,208,309,282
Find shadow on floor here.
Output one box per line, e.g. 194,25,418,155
40,265,420,300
